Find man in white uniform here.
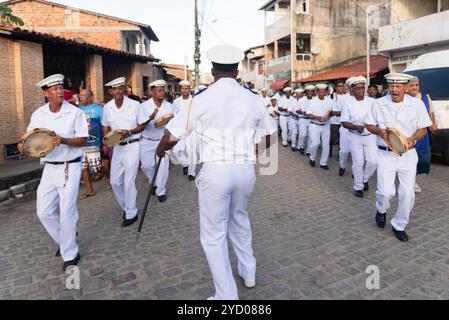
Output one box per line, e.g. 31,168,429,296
365,73,432,242
172,80,197,180
288,89,302,152
297,85,315,155
268,96,280,129
279,87,295,148
340,76,376,198
306,83,334,169
156,45,277,300
260,88,271,108
102,77,147,227
19,74,88,271
139,80,174,202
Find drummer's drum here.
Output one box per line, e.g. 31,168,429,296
19,128,56,158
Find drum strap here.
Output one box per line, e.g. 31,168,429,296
185,98,194,137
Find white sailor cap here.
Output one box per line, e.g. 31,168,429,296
150,79,167,88
283,87,293,92
385,73,414,84
36,74,64,90
295,88,305,94
207,45,244,71
315,83,328,90
179,80,191,87
105,77,126,88
270,96,277,100
261,88,268,92
351,76,367,87
304,84,316,91
345,77,357,87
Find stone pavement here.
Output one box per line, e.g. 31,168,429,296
1,145,449,300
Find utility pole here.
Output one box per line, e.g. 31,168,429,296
351,0,371,90
194,0,201,90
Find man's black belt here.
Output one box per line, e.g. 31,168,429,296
119,138,140,146
46,157,82,165
350,130,370,137
311,122,326,126
378,145,414,153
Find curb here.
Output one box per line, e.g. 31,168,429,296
0,178,40,204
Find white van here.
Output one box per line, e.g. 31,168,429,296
404,50,449,165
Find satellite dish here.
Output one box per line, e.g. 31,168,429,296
311,47,320,55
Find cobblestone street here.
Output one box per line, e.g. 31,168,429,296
1,146,449,300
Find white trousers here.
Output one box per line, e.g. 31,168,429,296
309,123,331,166
376,149,418,231
339,127,351,169
349,133,377,191
279,116,289,146
110,142,140,219
289,118,300,149
298,118,310,152
140,138,170,196
196,164,257,300
36,162,82,261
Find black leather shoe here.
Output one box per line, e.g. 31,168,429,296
306,152,310,156
182,167,188,175
63,253,81,272
151,186,157,195
363,182,369,192
354,190,364,198
392,227,409,242
299,148,305,155
158,195,167,203
375,211,386,229
310,160,316,168
292,147,296,152
188,175,195,181
320,165,329,170
122,215,138,227
339,167,345,177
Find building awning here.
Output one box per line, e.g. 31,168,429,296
270,79,290,89
295,56,389,83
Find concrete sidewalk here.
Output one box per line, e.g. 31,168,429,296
0,158,43,202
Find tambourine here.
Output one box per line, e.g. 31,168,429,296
19,128,56,158
154,113,175,128
385,128,409,156
102,130,127,147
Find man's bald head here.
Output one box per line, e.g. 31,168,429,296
79,89,94,106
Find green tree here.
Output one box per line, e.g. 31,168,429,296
0,4,24,26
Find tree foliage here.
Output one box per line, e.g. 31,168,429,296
0,4,24,26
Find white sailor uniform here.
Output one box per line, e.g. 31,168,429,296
166,78,277,300
306,96,334,165
102,96,141,220
341,96,377,191
297,96,313,153
334,94,351,169
29,101,88,262
278,95,294,146
364,94,432,231
139,98,174,196
172,95,197,177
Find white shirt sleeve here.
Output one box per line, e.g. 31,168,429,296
364,100,379,126
101,108,110,128
138,103,150,125
165,102,192,140
27,111,39,132
74,110,89,138
416,99,433,129
340,103,350,123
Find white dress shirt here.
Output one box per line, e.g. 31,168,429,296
101,96,141,141
139,98,174,141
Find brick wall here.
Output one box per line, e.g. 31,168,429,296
86,55,104,103
0,37,44,163
8,0,138,51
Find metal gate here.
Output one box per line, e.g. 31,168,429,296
43,44,86,90
102,56,132,101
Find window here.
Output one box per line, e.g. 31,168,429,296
296,0,310,14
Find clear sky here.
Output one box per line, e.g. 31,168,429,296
18,0,269,72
